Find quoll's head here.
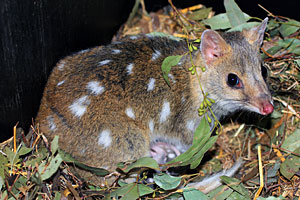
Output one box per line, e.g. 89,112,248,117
199,18,273,117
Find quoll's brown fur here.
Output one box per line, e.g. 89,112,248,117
36,18,273,190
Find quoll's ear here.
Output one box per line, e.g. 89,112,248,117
243,17,268,48
200,30,232,65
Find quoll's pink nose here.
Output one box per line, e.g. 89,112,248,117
260,102,274,115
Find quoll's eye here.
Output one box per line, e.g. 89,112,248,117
227,73,242,88
261,65,268,79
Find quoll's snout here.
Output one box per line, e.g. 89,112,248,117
260,100,274,115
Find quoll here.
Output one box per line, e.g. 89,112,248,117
36,18,273,192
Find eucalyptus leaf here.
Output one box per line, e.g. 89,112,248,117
17,143,33,156
122,157,159,173
280,147,300,179
228,22,260,32
0,153,8,180
183,188,208,200
207,185,233,199
190,135,218,169
153,173,181,190
220,176,249,197
59,149,109,176
54,192,62,200
203,13,250,30
279,19,300,37
281,129,300,152
161,55,183,86
227,191,250,200
146,32,181,41
267,161,281,178
109,183,153,200
224,0,246,27
166,118,212,167
4,147,19,166
51,136,59,155
39,154,63,181
0,176,3,191
189,7,212,21
110,183,139,200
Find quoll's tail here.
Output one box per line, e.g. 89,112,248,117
187,158,244,193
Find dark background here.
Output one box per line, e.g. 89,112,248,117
0,0,299,141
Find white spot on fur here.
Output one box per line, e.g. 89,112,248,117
126,63,134,75
168,153,176,159
86,81,105,95
79,49,88,54
100,166,109,170
151,50,161,61
147,78,156,91
98,130,112,148
69,96,90,118
160,100,170,123
186,120,195,132
181,96,186,103
98,59,111,66
57,61,65,71
125,107,135,119
80,148,86,154
57,80,65,86
168,74,176,84
149,119,154,133
47,115,56,131
130,35,138,40
112,49,121,54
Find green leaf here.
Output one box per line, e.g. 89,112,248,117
227,191,250,200
58,149,109,176
54,192,62,200
281,129,300,152
183,188,208,200
166,118,215,168
270,110,282,119
267,161,281,178
110,183,139,200
203,13,250,30
207,185,233,199
109,183,153,200
146,32,181,41
189,7,212,21
295,59,300,67
24,147,48,167
0,153,8,180
51,136,59,155
153,173,181,190
122,157,159,173
17,143,33,156
0,176,3,191
190,135,218,169
280,147,300,179
161,55,183,86
39,154,63,181
220,176,249,197
228,22,260,32
279,19,300,37
4,147,19,166
224,0,247,27
137,184,154,196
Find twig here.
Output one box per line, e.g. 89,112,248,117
258,4,275,18
13,123,18,153
254,145,264,200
